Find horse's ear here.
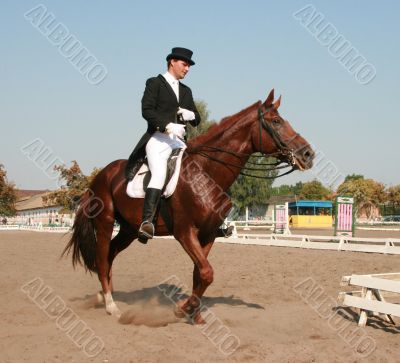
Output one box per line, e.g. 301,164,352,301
265,89,274,107
272,95,281,110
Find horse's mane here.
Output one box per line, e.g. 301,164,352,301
189,100,261,147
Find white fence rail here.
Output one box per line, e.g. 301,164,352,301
228,220,400,231
0,225,20,230
0,224,72,233
0,225,121,234
215,233,400,255
2,225,400,255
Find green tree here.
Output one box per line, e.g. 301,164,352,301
387,185,400,205
385,184,400,215
43,161,101,212
228,154,278,214
0,164,17,217
299,180,333,200
271,182,303,196
344,174,364,182
337,178,386,218
186,100,215,140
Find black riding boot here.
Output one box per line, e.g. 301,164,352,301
216,225,235,238
138,188,162,243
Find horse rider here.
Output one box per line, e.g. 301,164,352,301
126,47,201,242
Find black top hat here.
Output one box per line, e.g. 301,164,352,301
166,47,195,66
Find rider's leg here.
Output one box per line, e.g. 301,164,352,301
138,187,162,241
138,134,171,241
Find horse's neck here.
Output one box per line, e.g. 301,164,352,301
189,123,255,192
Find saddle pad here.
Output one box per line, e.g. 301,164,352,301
126,148,185,198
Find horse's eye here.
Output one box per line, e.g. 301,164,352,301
273,119,280,125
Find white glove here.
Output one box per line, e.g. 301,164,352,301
177,107,195,121
165,123,186,138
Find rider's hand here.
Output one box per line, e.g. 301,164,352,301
165,123,186,138
177,107,195,121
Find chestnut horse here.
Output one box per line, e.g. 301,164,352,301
63,89,314,323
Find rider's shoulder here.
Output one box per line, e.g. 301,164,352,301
145,76,160,85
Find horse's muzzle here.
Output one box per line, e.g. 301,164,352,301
294,145,315,171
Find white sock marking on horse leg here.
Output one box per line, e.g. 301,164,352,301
104,291,121,318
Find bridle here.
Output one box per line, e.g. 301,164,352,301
187,105,301,179
255,106,301,177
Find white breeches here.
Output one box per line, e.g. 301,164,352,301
146,131,186,189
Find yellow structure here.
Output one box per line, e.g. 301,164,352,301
290,215,333,228
289,200,333,228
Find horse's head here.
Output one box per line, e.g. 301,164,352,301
251,89,314,171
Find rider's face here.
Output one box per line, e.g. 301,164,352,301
170,59,190,80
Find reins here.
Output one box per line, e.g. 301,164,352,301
187,106,299,179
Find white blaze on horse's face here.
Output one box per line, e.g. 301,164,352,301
169,59,190,80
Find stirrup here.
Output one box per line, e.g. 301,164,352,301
138,221,154,240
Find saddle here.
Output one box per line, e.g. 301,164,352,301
125,147,234,239
126,148,185,198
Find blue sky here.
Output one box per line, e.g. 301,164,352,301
1,0,399,190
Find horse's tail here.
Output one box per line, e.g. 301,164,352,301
62,190,97,273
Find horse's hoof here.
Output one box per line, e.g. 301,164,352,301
96,291,105,304
106,302,122,318
193,313,206,325
174,300,188,318
173,305,186,318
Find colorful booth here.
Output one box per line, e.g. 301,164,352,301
289,200,333,228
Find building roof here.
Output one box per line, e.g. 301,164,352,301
16,189,50,201
16,192,58,211
289,200,332,208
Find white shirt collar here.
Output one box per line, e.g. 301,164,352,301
163,71,179,85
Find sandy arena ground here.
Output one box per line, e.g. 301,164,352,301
1,230,400,362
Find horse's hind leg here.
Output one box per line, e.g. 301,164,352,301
94,221,121,317
107,227,137,292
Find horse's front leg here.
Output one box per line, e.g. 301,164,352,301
174,229,214,323
189,237,216,324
